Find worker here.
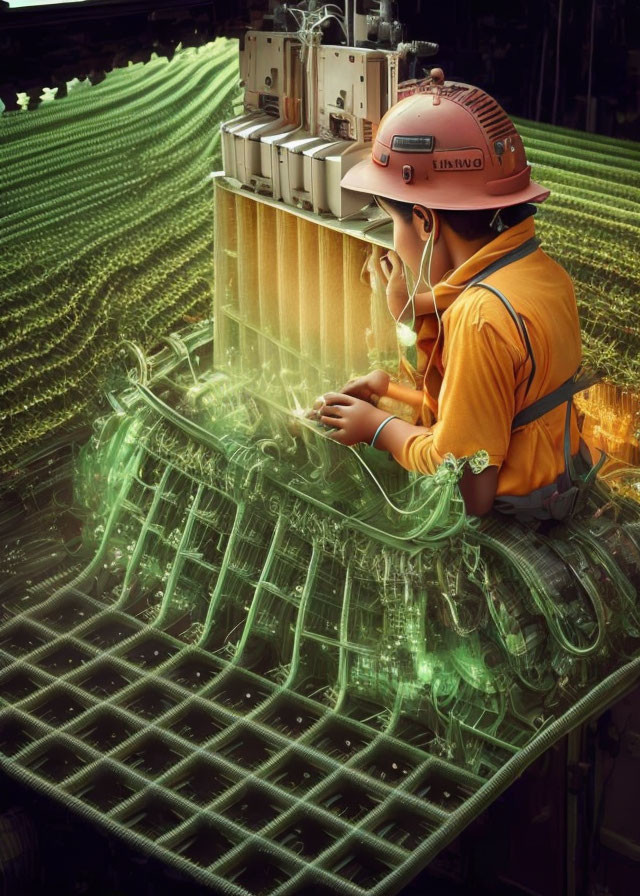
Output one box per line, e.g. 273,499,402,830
314,72,598,520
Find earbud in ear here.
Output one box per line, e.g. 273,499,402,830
422,209,440,241
413,207,433,232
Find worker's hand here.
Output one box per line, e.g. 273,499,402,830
307,371,389,419
368,247,442,319
316,393,387,445
339,369,390,404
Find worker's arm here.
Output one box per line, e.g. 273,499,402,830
386,380,424,408
320,290,521,516
337,370,424,408
317,397,500,516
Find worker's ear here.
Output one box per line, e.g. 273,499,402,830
412,206,439,242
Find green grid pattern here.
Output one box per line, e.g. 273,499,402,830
2,327,640,895
0,602,480,894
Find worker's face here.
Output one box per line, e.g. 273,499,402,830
376,198,433,279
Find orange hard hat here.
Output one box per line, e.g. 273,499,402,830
341,73,550,211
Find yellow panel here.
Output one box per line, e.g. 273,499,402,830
214,179,401,400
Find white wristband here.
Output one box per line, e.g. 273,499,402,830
370,415,398,448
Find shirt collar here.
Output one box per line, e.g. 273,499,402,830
432,215,536,311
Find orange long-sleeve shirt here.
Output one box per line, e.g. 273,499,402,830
392,215,583,497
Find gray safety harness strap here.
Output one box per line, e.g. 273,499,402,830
466,237,539,399
459,236,602,521
511,372,600,430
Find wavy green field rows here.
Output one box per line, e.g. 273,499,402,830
0,45,638,475
515,117,640,393
0,41,241,473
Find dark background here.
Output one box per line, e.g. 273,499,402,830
2,0,639,139
0,736,577,896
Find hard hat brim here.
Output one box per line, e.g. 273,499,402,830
340,157,550,211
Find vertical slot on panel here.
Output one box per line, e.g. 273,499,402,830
276,209,301,388
297,218,321,392
236,195,260,371
319,228,345,383
256,203,280,377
